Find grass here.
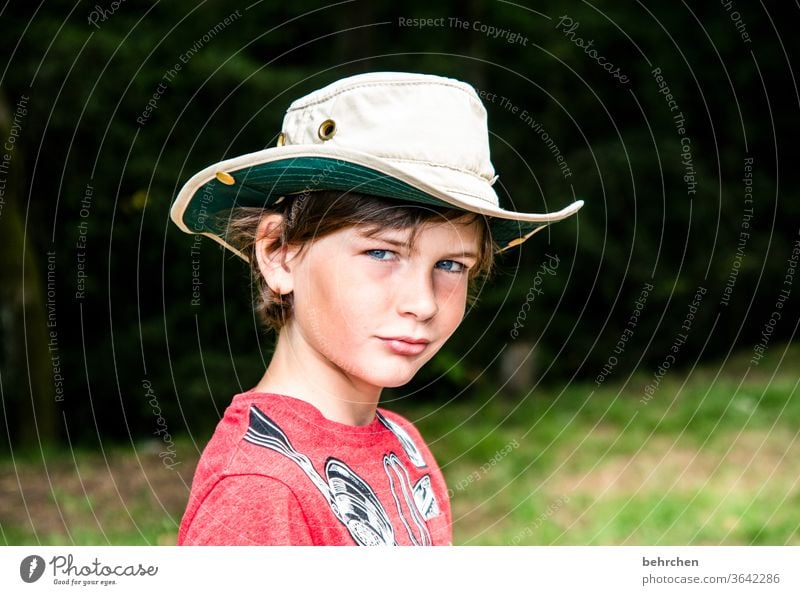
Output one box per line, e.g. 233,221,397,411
2,343,798,545
395,343,800,545
0,439,194,546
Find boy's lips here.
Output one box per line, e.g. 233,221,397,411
378,336,431,356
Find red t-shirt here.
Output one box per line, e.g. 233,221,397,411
178,391,452,545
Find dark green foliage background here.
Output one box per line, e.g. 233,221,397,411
1,1,797,448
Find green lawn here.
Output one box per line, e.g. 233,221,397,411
398,343,800,545
2,344,798,545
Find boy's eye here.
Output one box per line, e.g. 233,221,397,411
435,260,466,273
365,250,468,274
366,249,395,261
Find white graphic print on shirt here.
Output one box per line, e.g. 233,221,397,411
244,405,441,546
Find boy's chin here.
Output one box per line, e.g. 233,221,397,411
346,354,434,389
358,367,422,390
378,377,416,389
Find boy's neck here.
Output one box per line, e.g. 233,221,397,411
253,329,381,427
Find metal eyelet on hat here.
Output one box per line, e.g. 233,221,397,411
277,132,286,147
215,171,235,185
318,119,336,141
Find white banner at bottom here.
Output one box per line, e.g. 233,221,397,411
1,546,798,594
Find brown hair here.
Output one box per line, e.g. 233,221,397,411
219,190,496,332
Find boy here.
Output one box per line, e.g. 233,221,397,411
169,71,583,545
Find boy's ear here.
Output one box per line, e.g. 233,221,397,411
254,213,302,296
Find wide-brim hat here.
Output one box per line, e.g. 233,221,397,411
170,71,584,260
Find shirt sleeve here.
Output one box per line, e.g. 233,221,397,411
180,474,314,545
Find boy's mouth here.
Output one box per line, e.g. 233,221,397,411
377,336,431,356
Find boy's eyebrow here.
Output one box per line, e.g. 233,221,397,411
442,251,478,260
355,229,478,259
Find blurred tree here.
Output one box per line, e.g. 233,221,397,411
0,88,58,447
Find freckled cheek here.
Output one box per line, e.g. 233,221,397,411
325,266,381,341
435,279,469,329
341,264,393,312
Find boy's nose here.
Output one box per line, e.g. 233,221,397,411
396,267,438,321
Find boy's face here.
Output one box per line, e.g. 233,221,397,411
285,218,480,391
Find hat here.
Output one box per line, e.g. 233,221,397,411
170,71,584,260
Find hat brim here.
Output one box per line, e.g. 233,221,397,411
170,145,583,260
